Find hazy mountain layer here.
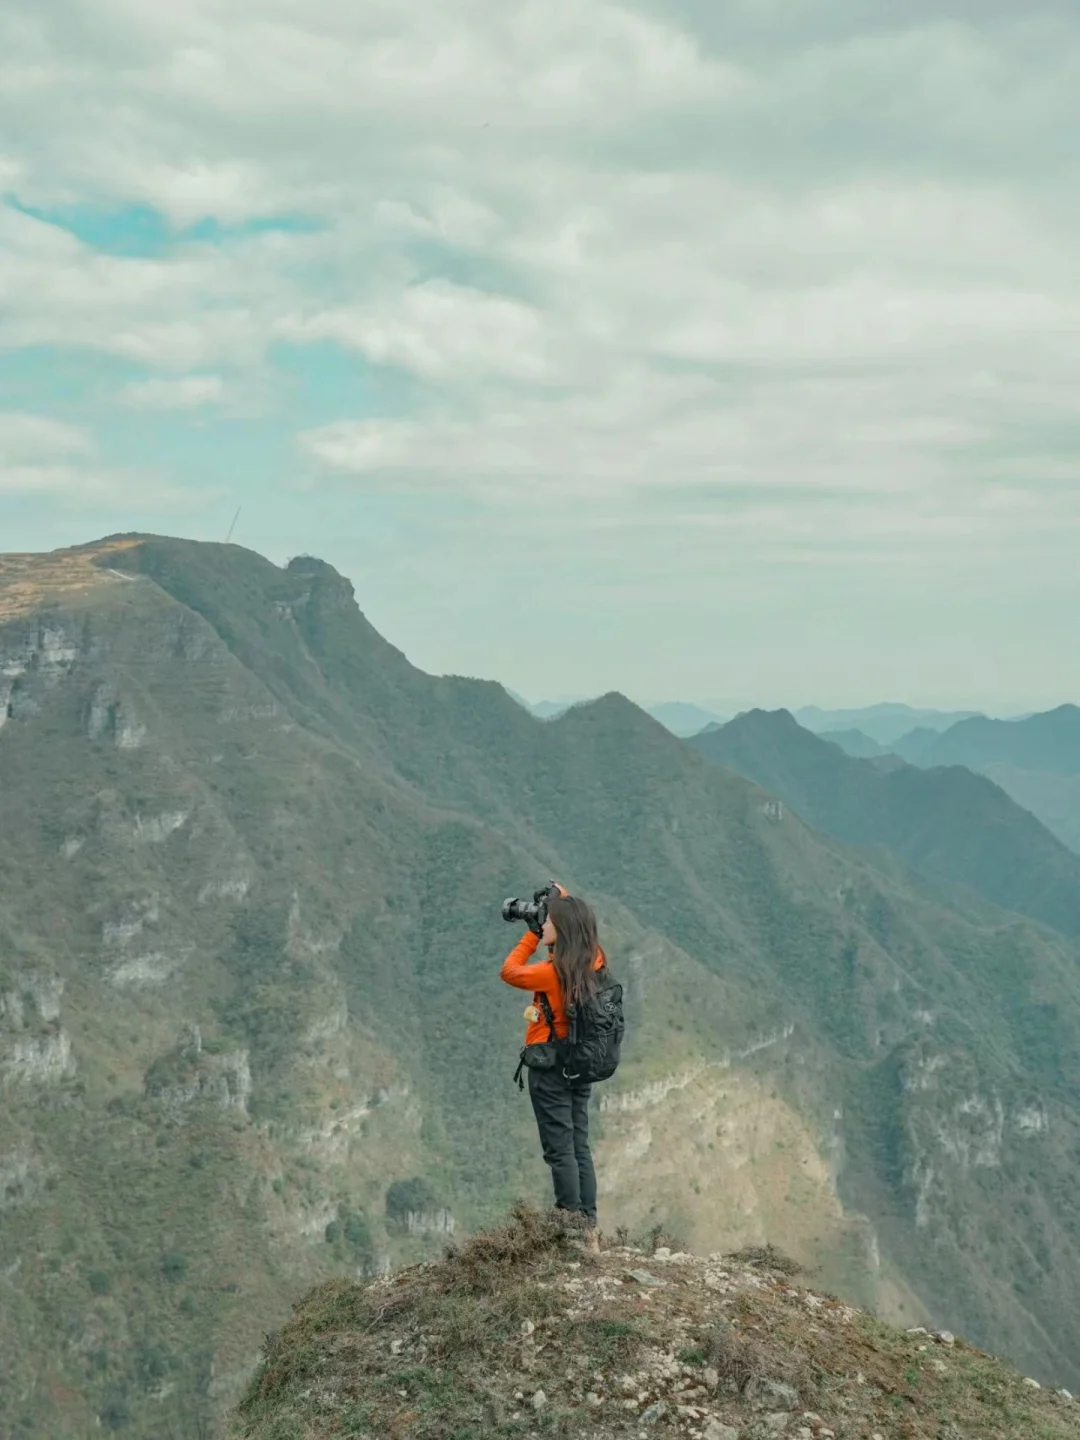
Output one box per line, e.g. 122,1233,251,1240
892,707,1080,852
895,706,1080,775
819,727,886,758
689,708,1080,938
795,703,983,746
518,695,726,736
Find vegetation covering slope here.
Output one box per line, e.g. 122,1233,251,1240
4,537,1080,1438
688,708,1080,936
230,1207,1080,1440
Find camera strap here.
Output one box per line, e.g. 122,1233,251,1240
538,993,557,1044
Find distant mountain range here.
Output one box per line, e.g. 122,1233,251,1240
893,705,1080,773
519,695,728,736
796,703,984,747
524,692,1080,852
690,708,1080,938
824,705,1080,853
818,727,888,758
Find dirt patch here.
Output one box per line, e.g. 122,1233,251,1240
0,539,142,622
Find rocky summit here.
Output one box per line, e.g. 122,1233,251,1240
230,1207,1080,1440
5,536,1080,1437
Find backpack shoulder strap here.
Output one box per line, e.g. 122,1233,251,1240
537,992,557,1044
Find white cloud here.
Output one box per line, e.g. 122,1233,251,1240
0,412,94,463
277,279,553,381
119,374,227,409
0,410,187,506
0,202,313,370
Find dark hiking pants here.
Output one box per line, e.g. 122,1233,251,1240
528,1066,597,1224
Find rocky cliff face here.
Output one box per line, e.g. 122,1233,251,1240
3,537,1080,1439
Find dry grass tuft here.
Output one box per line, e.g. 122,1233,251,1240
439,1202,574,1294
725,1242,804,1276
703,1323,772,1394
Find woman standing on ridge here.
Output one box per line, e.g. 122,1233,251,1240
500,884,609,1250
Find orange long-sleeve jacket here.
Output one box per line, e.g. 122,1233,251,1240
500,931,604,1047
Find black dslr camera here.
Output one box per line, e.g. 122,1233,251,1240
501,881,560,935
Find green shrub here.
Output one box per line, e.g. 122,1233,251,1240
162,1252,188,1282
87,1269,112,1295
343,1211,371,1250
386,1177,439,1223
134,1340,173,1388
99,1387,131,1431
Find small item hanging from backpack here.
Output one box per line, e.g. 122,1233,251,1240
513,994,562,1090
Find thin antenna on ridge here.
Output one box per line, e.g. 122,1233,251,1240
225,506,242,544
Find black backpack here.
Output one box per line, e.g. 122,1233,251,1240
563,972,625,1084
512,969,625,1091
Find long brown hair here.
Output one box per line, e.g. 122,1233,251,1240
548,893,605,1008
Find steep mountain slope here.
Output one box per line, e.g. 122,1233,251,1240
4,538,1080,1438
893,707,1080,852
975,766,1080,856
689,708,1080,938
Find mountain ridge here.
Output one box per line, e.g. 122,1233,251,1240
795,703,985,747
688,707,1080,939
896,705,1080,774
890,705,1080,851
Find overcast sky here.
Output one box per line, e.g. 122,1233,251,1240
2,1,1078,712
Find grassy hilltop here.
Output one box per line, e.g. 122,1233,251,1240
230,1208,1080,1440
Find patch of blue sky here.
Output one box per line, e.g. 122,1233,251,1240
186,214,324,245
269,341,429,428
5,197,323,257
103,403,288,494
402,236,539,304
0,494,106,551
0,347,148,410
2,332,457,559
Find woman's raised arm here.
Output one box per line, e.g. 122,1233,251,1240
500,931,550,989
